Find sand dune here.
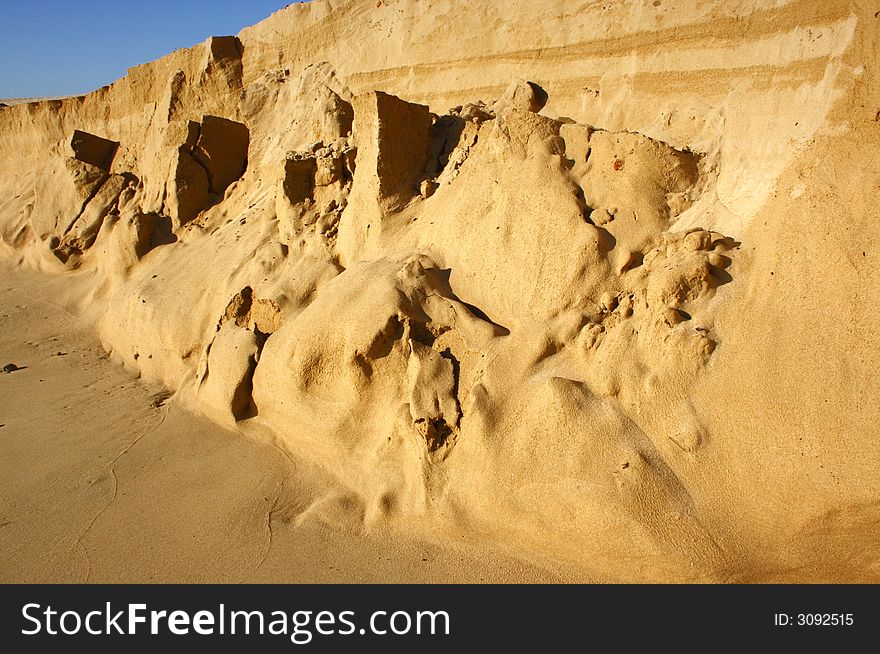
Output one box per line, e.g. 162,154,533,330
1,0,879,583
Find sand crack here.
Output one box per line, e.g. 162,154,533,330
68,410,166,582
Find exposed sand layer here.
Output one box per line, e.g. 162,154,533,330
1,0,879,582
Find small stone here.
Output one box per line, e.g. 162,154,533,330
599,291,618,312
683,230,712,251
578,323,604,351
591,208,613,225
707,252,729,268
420,179,439,199
457,102,493,123
3,363,20,373
669,429,703,453
495,79,548,113
618,295,634,318
661,307,686,326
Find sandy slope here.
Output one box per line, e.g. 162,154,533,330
1,0,879,583
0,263,562,582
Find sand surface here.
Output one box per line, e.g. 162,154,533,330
0,97,73,106
1,0,879,583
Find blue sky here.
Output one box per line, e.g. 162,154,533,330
0,1,300,98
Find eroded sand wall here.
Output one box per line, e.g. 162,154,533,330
0,0,878,581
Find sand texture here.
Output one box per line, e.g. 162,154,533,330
1,0,879,583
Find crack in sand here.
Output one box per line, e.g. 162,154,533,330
255,479,287,573
68,410,166,582
252,441,300,575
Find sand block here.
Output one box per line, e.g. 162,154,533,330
280,156,317,205
70,130,118,171
64,157,109,202
205,35,242,64
193,115,249,193
198,322,259,422
61,174,131,250
166,147,211,227
353,91,431,212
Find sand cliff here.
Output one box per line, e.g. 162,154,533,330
1,0,878,582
